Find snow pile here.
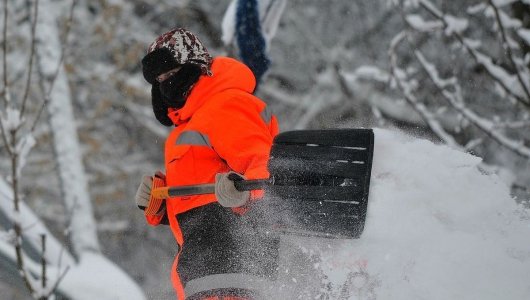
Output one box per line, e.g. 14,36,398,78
58,252,145,300
313,129,530,299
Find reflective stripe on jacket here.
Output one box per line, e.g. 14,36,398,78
146,56,279,299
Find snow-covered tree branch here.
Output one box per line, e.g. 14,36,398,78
387,31,463,150
367,0,530,186
414,49,530,158
413,0,530,108
0,0,145,298
35,0,100,256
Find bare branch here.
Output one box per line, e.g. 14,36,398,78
2,0,10,106
11,129,35,295
492,119,530,129
20,0,40,118
47,265,70,298
0,113,13,155
388,30,463,149
394,0,530,158
2,1,80,297
417,0,530,108
41,234,46,292
334,63,355,99
415,50,530,158
14,233,35,295
31,0,76,132
30,81,49,132
487,0,530,101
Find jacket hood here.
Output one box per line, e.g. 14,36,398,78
167,57,256,125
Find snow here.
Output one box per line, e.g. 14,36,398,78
221,0,237,46
473,51,524,98
58,252,145,300
467,3,486,14
293,129,530,299
0,179,77,267
484,7,522,30
0,229,15,245
415,50,530,158
443,15,468,35
492,0,519,7
407,5,464,36
15,134,36,178
462,38,481,50
0,177,147,299
36,0,101,255
0,107,23,132
351,66,390,83
517,28,530,46
405,14,443,32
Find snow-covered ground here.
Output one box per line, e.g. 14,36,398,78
276,128,530,299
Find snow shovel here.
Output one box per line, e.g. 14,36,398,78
152,129,374,239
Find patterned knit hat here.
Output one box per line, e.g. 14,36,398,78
142,28,212,84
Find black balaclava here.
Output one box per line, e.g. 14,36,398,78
148,63,203,126
158,63,203,109
150,83,172,126
141,28,212,126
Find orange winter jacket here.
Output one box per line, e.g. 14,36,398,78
146,55,279,226
145,56,279,299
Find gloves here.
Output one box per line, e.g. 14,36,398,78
135,175,153,210
215,172,250,208
135,171,166,216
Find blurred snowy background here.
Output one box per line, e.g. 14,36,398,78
1,0,529,299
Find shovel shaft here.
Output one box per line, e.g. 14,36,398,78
151,179,269,199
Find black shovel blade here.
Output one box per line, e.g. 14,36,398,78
266,129,374,239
